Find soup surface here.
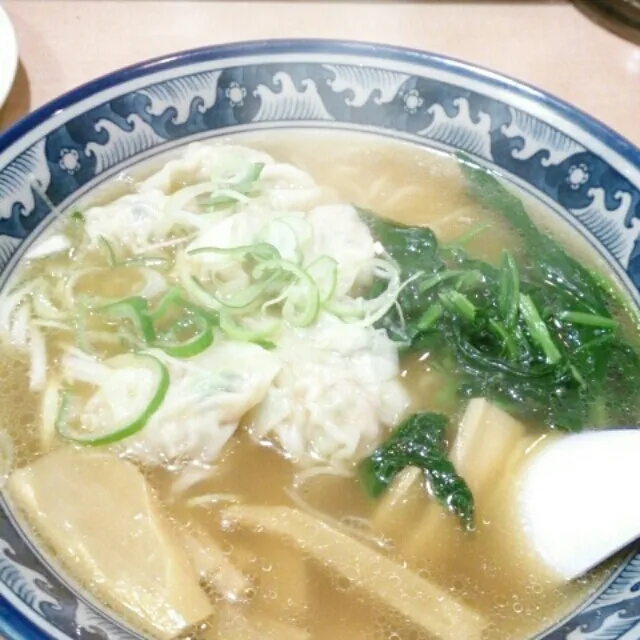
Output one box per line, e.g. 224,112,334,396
0,131,637,640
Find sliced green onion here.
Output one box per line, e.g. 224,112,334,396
101,297,156,344
307,256,338,303
207,162,265,206
282,288,319,327
253,339,277,350
235,162,265,191
154,315,213,358
254,259,320,327
219,162,265,193
180,275,219,311
306,256,338,304
281,216,313,247
219,311,280,342
185,276,269,312
208,189,251,206
258,219,301,263
165,181,218,217
150,285,218,324
325,261,412,328
519,294,562,364
556,310,618,330
324,298,366,322
188,242,280,262
148,286,216,357
55,353,169,446
149,286,186,321
214,270,286,310
98,236,118,267
77,325,130,353
260,287,292,316
173,297,217,325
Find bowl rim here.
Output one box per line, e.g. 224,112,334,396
0,37,639,640
1,38,640,167
0,596,50,640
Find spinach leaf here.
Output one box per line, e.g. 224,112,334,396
357,208,445,343
457,153,610,315
359,412,474,528
355,158,640,528
455,155,640,428
355,156,640,433
499,250,520,329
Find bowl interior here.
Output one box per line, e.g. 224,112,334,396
0,39,639,640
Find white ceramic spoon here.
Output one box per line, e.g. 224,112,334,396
517,429,640,581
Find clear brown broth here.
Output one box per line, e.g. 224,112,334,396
1,131,618,640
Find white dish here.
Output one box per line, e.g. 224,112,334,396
0,4,18,112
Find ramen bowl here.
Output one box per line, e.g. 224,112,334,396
0,40,639,640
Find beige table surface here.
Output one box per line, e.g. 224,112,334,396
0,0,639,146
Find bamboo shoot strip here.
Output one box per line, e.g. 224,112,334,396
372,466,425,543
180,524,251,602
404,399,527,557
223,505,487,640
451,398,527,495
215,606,311,640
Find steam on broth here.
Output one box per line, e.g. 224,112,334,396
1,132,638,640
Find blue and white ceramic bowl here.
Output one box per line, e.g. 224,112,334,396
0,39,639,640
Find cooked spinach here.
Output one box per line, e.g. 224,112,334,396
358,412,474,528
458,155,613,315
357,155,640,433
359,210,444,344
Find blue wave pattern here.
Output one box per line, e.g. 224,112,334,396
0,505,133,639
0,54,639,640
1,62,638,286
544,556,640,640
